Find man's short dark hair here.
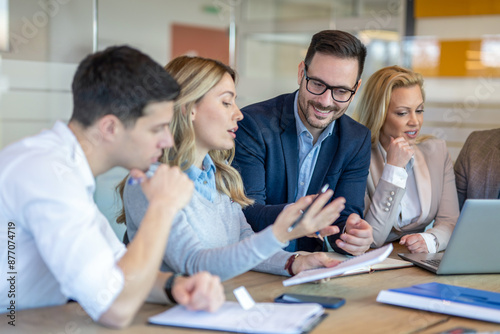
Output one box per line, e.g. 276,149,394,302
304,30,367,81
70,45,180,127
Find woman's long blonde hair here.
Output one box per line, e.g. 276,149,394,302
162,55,253,207
353,65,429,147
116,56,253,224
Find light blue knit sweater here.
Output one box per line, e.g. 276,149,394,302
124,183,291,281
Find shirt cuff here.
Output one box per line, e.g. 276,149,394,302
261,225,289,252
420,232,437,253
381,164,408,188
325,237,335,252
75,265,125,321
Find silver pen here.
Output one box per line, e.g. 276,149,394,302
287,184,329,232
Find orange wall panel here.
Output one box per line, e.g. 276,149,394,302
415,0,500,17
412,38,500,77
171,23,229,65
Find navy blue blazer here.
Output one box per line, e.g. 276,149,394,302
233,92,371,253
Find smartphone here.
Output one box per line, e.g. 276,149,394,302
274,293,345,309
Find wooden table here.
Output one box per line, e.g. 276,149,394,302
3,244,500,333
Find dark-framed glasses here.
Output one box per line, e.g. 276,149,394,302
304,65,358,103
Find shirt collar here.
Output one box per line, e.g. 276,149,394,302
293,91,335,141
53,121,96,192
185,154,216,182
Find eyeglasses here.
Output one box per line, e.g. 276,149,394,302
303,65,358,103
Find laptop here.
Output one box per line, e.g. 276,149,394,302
398,199,500,274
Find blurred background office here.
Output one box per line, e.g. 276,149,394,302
1,0,499,238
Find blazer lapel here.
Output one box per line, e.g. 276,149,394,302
369,145,385,190
280,94,299,202
413,146,431,224
487,145,500,199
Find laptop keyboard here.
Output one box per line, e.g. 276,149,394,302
423,259,441,267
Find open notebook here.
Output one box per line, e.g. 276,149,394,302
329,253,412,277
149,301,325,334
283,244,394,286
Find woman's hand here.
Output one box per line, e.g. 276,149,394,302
386,136,414,168
400,234,428,253
291,252,341,275
272,190,345,243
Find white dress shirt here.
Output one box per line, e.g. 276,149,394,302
0,121,126,320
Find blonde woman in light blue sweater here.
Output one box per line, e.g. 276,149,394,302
119,56,350,281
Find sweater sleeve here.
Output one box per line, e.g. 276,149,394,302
238,208,291,276
164,211,288,281
125,181,292,281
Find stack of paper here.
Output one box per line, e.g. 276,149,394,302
149,301,325,334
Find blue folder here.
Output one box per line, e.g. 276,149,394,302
377,282,500,323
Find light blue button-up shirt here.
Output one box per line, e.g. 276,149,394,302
293,92,336,201
287,92,336,252
185,154,217,202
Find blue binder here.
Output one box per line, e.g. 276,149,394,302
377,282,500,323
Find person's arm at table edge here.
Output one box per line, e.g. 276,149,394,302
146,271,224,311
98,200,179,328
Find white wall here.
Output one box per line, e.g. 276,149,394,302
98,0,230,64
1,0,232,149
0,0,231,238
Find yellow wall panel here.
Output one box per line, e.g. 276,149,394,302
439,40,470,76
412,39,500,77
415,0,500,17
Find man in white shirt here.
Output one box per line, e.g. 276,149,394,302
0,46,224,328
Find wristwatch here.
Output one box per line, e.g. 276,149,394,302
164,273,184,304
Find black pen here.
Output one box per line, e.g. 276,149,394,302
287,184,329,232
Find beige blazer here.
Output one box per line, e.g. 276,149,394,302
454,128,500,210
364,138,459,252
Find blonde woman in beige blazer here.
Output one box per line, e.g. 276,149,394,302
354,66,459,253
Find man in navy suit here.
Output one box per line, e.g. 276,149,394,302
234,30,373,255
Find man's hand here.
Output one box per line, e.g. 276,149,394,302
171,272,225,312
400,234,428,253
335,214,373,256
291,252,341,275
131,164,194,213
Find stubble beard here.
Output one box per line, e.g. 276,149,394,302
298,94,346,131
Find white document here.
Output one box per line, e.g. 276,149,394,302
283,244,393,286
149,301,325,334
